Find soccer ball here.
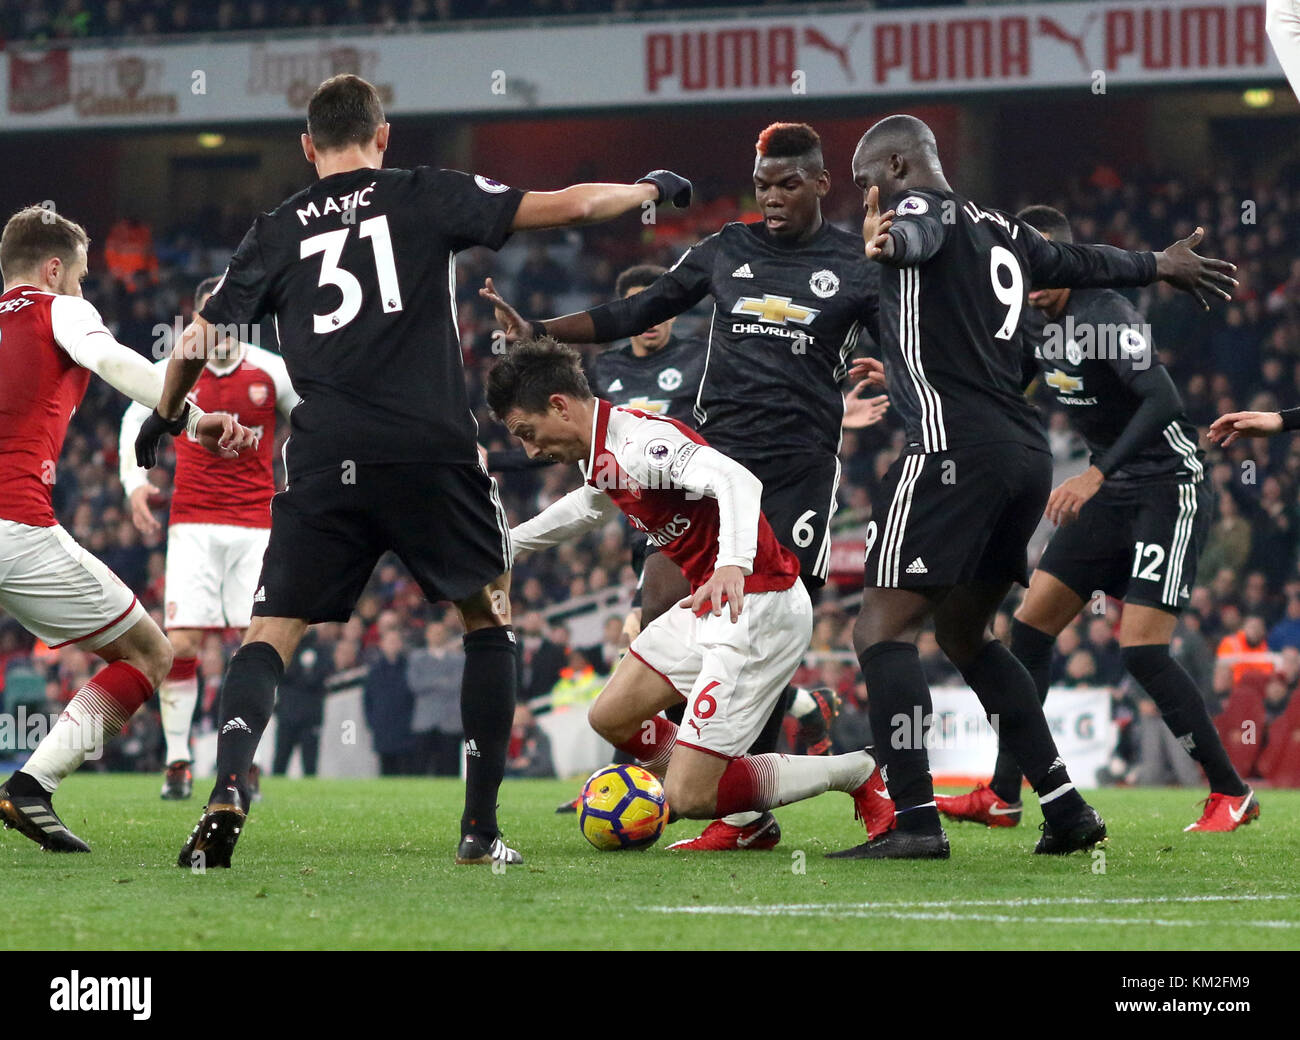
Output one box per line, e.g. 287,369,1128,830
579,764,669,850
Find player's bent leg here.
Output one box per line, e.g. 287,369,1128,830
452,573,524,866
159,627,204,799
1118,603,1257,831
588,652,684,753
662,745,729,819
942,571,1086,823
1,615,168,853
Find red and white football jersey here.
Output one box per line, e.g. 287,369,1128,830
120,343,298,528
514,399,799,594
0,285,99,527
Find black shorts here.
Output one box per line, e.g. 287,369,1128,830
254,462,511,624
863,442,1051,589
1037,480,1213,613
739,452,840,591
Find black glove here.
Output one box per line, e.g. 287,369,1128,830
135,405,189,469
636,170,692,209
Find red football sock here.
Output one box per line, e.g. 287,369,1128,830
614,716,677,776
22,660,155,792
714,755,779,817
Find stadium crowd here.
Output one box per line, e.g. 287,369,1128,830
0,0,1030,43
2,157,1299,785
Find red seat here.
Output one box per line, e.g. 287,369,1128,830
1257,694,1300,787
1215,677,1270,779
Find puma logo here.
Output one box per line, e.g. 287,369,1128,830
1036,13,1098,74
803,23,862,81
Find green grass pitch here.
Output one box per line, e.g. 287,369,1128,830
3,775,1296,951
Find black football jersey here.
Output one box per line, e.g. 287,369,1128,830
201,166,523,479
590,335,705,427
876,188,1157,456
1028,288,1204,486
587,220,879,461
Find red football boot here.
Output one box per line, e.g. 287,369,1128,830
1184,789,1260,832
666,812,781,851
935,782,1022,828
850,765,896,840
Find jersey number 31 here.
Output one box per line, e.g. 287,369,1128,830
300,215,404,334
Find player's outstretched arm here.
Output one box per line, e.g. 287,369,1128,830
1026,225,1236,309
1208,409,1288,446
510,485,621,555
1152,228,1239,309
482,233,713,345
511,171,691,230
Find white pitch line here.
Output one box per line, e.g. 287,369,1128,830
649,894,1300,927
650,907,1299,929
653,893,1296,914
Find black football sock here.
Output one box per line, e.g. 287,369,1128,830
859,641,941,834
993,619,1056,803
460,626,517,840
5,771,48,799
1122,644,1248,796
210,642,283,805
958,640,1084,826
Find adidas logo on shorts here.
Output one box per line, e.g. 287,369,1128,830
905,557,928,575
253,586,266,603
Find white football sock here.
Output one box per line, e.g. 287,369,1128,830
159,663,199,765
24,683,136,793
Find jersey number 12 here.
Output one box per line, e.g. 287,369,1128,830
300,215,404,334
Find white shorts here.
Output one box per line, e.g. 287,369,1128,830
629,582,813,759
165,523,270,630
0,519,145,650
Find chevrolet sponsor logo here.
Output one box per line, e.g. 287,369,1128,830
1044,368,1084,393
731,294,819,326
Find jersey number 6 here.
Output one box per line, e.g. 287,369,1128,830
300,215,404,334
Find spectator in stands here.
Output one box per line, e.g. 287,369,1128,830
272,628,331,776
525,621,569,703
505,705,555,779
1172,610,1218,713
548,647,605,711
103,214,158,291
405,619,465,777
1265,669,1294,725
1200,492,1252,578
1217,615,1278,685
1268,590,1300,651
1085,617,1125,685
363,628,419,775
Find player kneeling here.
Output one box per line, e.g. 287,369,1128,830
488,340,892,840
